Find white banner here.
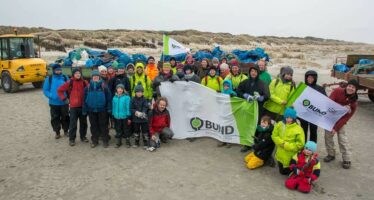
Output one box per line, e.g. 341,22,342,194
159,81,258,145
292,85,348,131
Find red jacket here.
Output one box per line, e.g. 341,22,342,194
149,108,170,136
58,78,88,108
329,87,357,131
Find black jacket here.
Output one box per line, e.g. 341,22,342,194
108,74,131,97
130,96,149,123
253,125,275,161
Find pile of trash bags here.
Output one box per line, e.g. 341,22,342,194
160,46,270,63
359,59,374,65
333,64,350,73
58,48,148,68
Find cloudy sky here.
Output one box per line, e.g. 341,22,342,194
0,0,373,44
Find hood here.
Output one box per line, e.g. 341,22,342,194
248,65,260,81
222,79,234,94
305,70,318,86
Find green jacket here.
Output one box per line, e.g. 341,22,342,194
272,121,305,167
224,73,248,91
130,73,153,100
259,71,272,85
264,78,295,115
201,75,223,92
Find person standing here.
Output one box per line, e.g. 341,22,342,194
58,68,89,146
324,80,358,169
43,63,69,139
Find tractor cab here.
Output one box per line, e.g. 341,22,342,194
0,33,47,93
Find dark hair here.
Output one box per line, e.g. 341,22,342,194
261,115,272,124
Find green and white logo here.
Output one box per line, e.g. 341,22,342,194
303,99,311,107
190,117,203,131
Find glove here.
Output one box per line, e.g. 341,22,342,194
135,111,142,117
63,98,70,104
255,95,264,102
169,79,175,83
243,93,254,102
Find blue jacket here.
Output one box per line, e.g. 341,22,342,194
221,79,237,96
42,74,68,105
112,93,131,119
83,80,112,114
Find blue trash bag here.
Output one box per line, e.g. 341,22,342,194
107,49,125,58
333,64,350,72
132,54,148,64
160,53,187,62
87,49,105,58
117,54,133,66
359,59,374,65
85,59,94,68
212,46,226,60
193,50,213,61
231,48,270,63
63,57,73,66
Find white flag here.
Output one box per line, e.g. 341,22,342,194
163,35,189,56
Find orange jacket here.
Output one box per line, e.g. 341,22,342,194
145,64,159,81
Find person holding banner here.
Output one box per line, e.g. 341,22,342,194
272,107,305,175
264,66,296,121
324,79,358,169
152,63,180,98
299,70,326,143
237,65,270,152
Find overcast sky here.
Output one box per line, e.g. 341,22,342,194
0,0,373,44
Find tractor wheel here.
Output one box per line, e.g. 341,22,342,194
1,71,20,93
32,81,44,88
368,90,374,103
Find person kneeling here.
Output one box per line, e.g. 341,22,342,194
285,141,320,193
244,115,274,169
147,97,174,152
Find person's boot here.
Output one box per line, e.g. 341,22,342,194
342,161,351,169
81,137,89,143
55,131,61,139
69,140,75,146
103,141,109,148
240,145,251,153
125,138,131,148
91,142,98,148
266,157,276,168
115,138,122,148
323,155,335,163
133,139,140,148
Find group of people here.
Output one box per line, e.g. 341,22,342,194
43,54,359,193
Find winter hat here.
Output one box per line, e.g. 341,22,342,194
51,63,62,71
134,82,144,93
183,64,193,73
116,84,125,90
281,66,293,76
163,63,171,69
117,63,125,70
72,68,81,75
98,65,107,72
111,61,119,69
230,60,239,67
91,70,100,77
305,70,318,85
147,56,155,62
283,107,297,120
347,79,359,89
304,141,317,153
126,63,135,70
220,63,229,71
